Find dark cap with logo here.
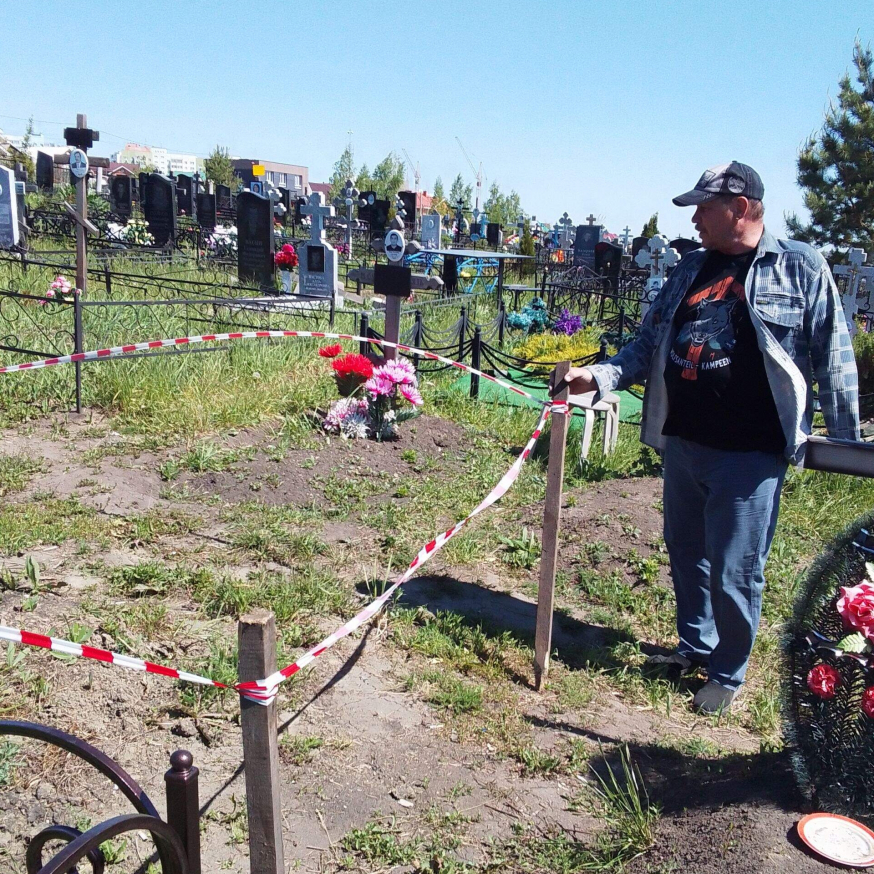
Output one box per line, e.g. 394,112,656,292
672,162,764,207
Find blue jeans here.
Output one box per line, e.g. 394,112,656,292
662,437,788,690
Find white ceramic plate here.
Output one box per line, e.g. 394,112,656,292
797,813,874,868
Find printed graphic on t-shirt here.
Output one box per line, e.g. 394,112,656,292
671,274,744,381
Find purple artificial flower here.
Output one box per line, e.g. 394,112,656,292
552,308,584,336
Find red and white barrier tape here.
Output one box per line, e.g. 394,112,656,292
0,329,567,704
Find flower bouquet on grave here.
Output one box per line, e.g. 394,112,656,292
119,218,154,246
40,275,79,306
787,513,874,820
506,297,551,334
552,308,584,336
364,358,423,441
327,350,374,397
275,244,299,294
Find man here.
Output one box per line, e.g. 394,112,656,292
560,162,859,714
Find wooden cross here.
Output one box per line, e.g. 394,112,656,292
301,192,333,244
834,247,874,337
587,214,597,225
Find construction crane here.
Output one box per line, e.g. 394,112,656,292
401,148,420,228
455,136,483,211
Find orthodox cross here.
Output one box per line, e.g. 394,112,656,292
834,247,874,337
301,192,333,245
586,214,597,225
635,235,680,318
620,226,632,251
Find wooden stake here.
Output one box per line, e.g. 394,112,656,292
238,610,285,874
534,360,570,690
383,294,402,361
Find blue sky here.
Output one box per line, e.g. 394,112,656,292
0,0,870,239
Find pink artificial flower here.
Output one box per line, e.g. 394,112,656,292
380,360,416,386
399,384,423,406
837,581,874,639
365,374,394,397
863,687,874,719
807,663,840,699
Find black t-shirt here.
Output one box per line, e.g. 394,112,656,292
662,250,785,453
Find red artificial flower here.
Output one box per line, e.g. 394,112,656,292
863,687,874,719
807,663,841,699
318,343,343,358
275,243,299,269
331,352,374,397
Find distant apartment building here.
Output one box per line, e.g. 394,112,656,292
167,152,197,174
232,158,308,195
111,143,198,177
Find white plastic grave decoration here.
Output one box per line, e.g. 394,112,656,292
834,248,874,338
567,390,621,462
635,234,680,319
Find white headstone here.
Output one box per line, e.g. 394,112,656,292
635,234,680,318
0,166,20,249
298,192,341,301
421,212,441,250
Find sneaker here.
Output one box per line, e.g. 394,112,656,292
645,651,705,675
693,681,739,715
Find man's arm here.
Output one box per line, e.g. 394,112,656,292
562,274,679,396
807,261,860,440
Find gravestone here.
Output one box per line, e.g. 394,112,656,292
36,152,54,191
236,190,275,288
635,235,680,318
197,192,217,229
357,191,376,225
216,184,233,212
371,199,390,233
442,255,458,293
278,187,291,226
631,236,650,259
142,173,177,246
421,212,441,249
110,176,133,218
487,222,503,248
573,224,602,268
835,248,874,337
176,173,196,218
669,237,700,257
298,192,340,300
594,241,623,280
558,212,574,249
0,166,20,248
398,190,417,230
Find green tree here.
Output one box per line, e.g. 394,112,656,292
203,145,235,188
18,116,36,179
787,40,874,251
433,176,445,201
519,223,536,275
448,173,473,209
328,145,356,202
641,213,660,237
483,181,522,229
355,163,373,192
371,152,406,200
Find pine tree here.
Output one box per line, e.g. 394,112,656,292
641,213,660,237
787,40,874,251
519,223,536,275
203,145,235,188
433,176,445,202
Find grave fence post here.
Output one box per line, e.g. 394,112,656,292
19,250,27,273
534,361,570,690
103,265,112,299
598,337,609,362
498,299,506,348
470,326,482,399
329,293,336,328
458,306,468,363
413,310,424,372
359,313,369,356
164,750,201,874
617,306,626,348
238,610,285,874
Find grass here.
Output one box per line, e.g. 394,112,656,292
0,453,44,496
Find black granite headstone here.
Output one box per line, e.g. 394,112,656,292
594,242,623,286
631,236,650,259
236,190,275,287
398,191,417,229
669,237,700,257
216,184,233,213
142,173,177,246
486,222,502,248
374,263,412,299
442,254,458,294
293,196,307,224
371,199,390,233
176,174,196,218
197,192,217,229
573,225,601,269
278,187,291,226
110,176,133,218
357,191,377,224
36,152,54,192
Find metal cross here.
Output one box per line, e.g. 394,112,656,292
587,214,597,225
620,226,632,250
301,192,334,244
834,247,874,336
635,235,680,317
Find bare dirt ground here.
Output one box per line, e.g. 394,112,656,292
0,413,841,872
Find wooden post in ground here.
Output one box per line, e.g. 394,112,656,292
534,360,571,691
238,610,285,874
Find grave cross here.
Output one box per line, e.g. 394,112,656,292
834,247,874,337
334,179,359,255
620,226,632,251
301,192,333,244
635,235,680,318
587,214,597,225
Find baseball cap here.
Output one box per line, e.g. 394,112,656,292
672,162,764,207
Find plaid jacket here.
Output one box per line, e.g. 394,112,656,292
589,228,860,464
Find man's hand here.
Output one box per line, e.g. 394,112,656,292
553,366,597,396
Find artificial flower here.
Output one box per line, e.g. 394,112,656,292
837,582,874,640
318,344,343,358
365,374,394,398
807,663,841,699
863,687,874,719
399,384,424,406
275,243,299,269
